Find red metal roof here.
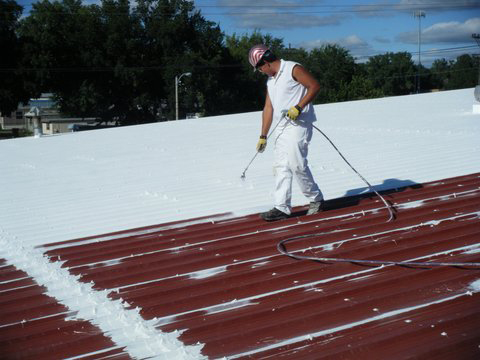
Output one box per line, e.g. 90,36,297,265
2,173,480,359
0,260,131,359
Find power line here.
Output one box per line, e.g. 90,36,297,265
0,62,476,75
9,2,479,16
370,66,478,82
197,2,477,7
353,45,478,60
414,45,477,55
0,64,242,73
16,2,478,8
198,3,478,16
0,45,476,73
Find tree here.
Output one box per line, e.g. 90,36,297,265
365,52,416,96
306,44,355,103
134,0,232,119
18,0,231,123
19,0,112,117
0,0,31,115
415,63,434,93
446,54,479,90
430,58,452,90
340,75,384,101
225,31,285,113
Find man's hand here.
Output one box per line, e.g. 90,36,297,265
287,105,302,121
256,136,267,153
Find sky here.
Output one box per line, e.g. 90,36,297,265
15,0,480,65
193,0,480,65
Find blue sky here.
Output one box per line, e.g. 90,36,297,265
194,0,480,65
16,0,480,65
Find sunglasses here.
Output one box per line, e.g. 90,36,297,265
255,59,266,70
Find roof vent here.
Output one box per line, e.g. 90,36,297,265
25,106,43,138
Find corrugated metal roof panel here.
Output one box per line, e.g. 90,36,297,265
3,173,480,359
0,260,131,359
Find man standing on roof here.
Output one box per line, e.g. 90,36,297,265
248,44,325,221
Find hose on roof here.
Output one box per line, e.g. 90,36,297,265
293,127,480,268
311,123,396,222
271,113,480,268
277,234,480,269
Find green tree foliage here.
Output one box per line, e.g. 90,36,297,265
0,0,30,115
365,52,416,96
134,0,227,118
446,54,479,90
430,55,479,91
416,64,434,93
19,0,227,123
339,74,384,101
20,0,112,117
430,58,452,89
177,7,231,117
225,31,285,113
306,44,356,103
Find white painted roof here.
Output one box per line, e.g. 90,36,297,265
1,88,479,248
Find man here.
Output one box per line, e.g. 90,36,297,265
248,44,324,221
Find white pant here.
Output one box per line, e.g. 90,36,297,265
273,121,323,215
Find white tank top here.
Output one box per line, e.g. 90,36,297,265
266,59,316,124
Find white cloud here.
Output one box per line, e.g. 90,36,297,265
235,13,346,29
214,0,347,29
374,36,391,44
396,17,480,44
398,0,480,11
299,35,376,58
353,0,480,18
352,1,396,18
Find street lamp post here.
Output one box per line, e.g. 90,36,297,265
414,10,425,94
175,72,191,120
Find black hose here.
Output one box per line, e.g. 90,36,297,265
277,234,480,269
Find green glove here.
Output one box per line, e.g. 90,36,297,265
287,105,302,121
256,135,267,153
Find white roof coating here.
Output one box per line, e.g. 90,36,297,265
1,88,479,248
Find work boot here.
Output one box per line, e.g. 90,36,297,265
260,208,289,221
307,200,324,215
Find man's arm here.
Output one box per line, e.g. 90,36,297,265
256,92,273,153
292,65,320,109
261,91,274,136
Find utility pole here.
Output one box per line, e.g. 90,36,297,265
473,34,480,105
473,34,480,86
414,10,425,94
